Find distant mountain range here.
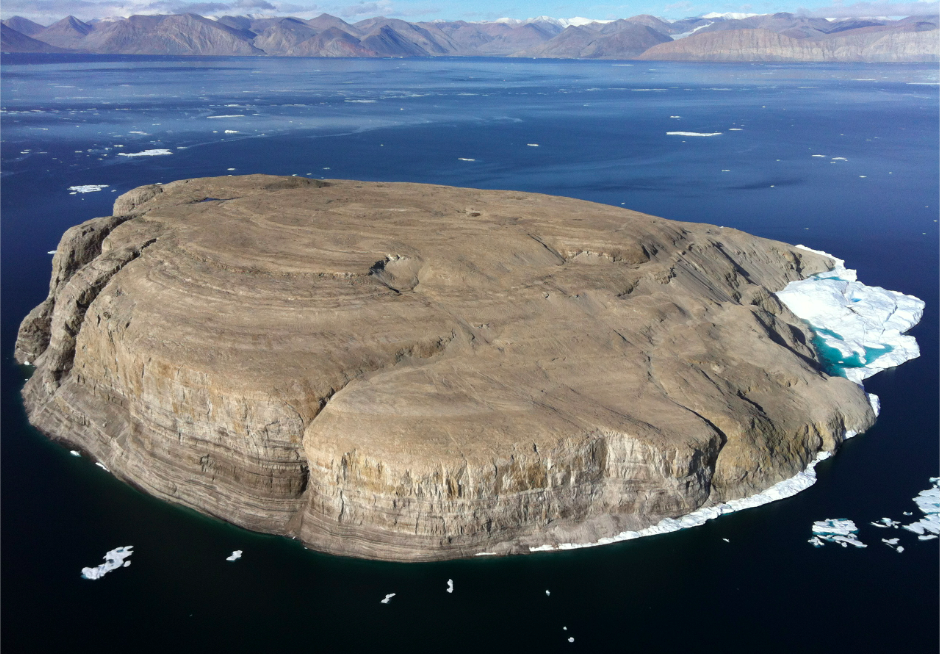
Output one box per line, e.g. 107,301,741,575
2,12,937,61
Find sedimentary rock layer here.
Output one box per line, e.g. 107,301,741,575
16,175,875,561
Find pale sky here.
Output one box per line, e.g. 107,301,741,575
2,0,937,26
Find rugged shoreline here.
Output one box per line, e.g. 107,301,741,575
16,175,878,561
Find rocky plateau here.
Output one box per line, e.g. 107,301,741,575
16,175,876,561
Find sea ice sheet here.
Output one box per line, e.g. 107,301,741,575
776,247,924,384
81,546,133,579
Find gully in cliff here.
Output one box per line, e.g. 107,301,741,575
15,175,923,562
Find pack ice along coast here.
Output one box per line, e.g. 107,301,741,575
15,175,922,562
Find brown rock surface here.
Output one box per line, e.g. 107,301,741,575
16,175,875,560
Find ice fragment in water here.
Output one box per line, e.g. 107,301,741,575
117,149,172,157
226,550,242,561
901,479,940,536
811,519,867,548
381,593,395,604
545,590,551,596
666,131,721,136
446,579,454,593
81,546,133,580
70,450,80,457
68,185,109,193
871,518,900,528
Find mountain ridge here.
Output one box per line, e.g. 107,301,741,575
2,11,937,61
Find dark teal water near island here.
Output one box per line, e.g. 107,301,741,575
2,55,937,652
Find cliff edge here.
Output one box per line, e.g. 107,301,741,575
16,176,875,560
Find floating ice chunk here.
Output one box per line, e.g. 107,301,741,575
776,247,924,384
667,131,721,136
95,462,110,472
68,185,109,193
458,158,476,162
82,546,133,580
568,637,575,642
728,128,743,131
812,154,826,157
227,168,236,171
831,157,847,160
226,550,242,561
881,537,904,553
901,480,940,536
669,115,681,118
545,590,551,596
48,250,57,254
871,518,900,528
446,579,454,593
527,143,539,147
70,450,80,457
812,519,867,547
224,130,239,134
380,593,395,604
129,130,149,135
722,538,729,542
918,534,938,541
808,536,825,547
118,149,173,157
207,114,245,118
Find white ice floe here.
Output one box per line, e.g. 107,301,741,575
458,158,476,162
831,156,847,161
70,450,80,457
527,143,539,147
901,479,940,537
776,246,924,385
667,131,721,137
117,149,173,157
871,517,900,528
545,590,551,596
224,130,239,134
48,250,57,254
728,128,743,131
812,154,826,157
568,637,575,643
446,579,454,593
81,546,133,580
381,593,396,604
207,114,245,118
226,550,242,561
811,519,867,548
68,185,109,193
881,537,904,552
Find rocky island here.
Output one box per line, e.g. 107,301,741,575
16,175,878,561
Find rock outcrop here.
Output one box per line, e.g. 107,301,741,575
16,175,875,561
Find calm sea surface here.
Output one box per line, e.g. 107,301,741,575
2,55,937,652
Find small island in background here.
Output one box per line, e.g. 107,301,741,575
2,10,938,61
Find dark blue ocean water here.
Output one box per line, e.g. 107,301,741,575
2,55,937,652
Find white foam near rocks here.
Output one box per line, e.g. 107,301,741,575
531,448,841,553
81,546,133,579
117,149,173,157
776,246,924,385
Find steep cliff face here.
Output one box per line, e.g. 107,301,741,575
17,176,875,561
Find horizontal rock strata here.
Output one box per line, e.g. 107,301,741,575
16,175,875,560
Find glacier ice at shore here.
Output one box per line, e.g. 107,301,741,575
776,246,924,385
81,546,133,580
